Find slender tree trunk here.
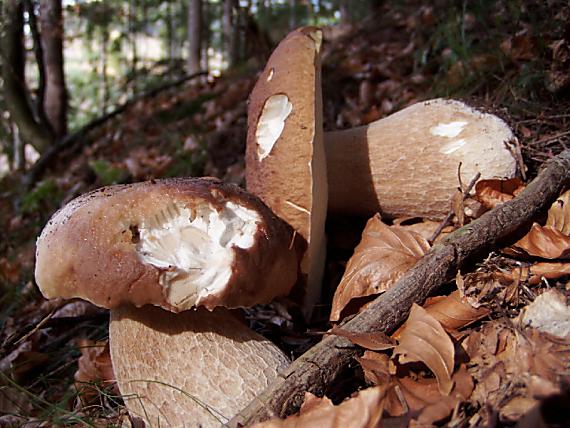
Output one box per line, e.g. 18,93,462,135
24,0,50,131
187,0,202,74
0,0,53,154
13,124,25,171
100,25,109,114
339,0,350,25
39,0,67,138
200,0,210,72
289,0,297,29
223,0,239,68
129,0,138,95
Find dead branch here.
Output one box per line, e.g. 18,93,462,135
230,149,570,426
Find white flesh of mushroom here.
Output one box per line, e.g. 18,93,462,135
255,94,293,161
137,201,260,310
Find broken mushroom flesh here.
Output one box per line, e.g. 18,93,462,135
35,177,301,312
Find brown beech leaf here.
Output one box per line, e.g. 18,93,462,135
519,289,570,339
496,262,570,286
475,178,525,209
330,215,430,321
512,223,570,259
463,320,569,418
409,365,474,426
330,326,395,351
357,351,392,386
424,290,490,331
393,304,455,395
546,189,570,235
253,388,385,428
392,218,452,242
74,339,117,402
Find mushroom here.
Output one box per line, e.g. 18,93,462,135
324,98,519,219
36,177,300,311
246,27,327,318
110,306,290,426
35,177,299,426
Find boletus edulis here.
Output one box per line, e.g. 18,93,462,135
35,177,299,426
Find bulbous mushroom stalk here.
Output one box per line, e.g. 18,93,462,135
110,306,290,427
246,27,327,319
324,99,519,219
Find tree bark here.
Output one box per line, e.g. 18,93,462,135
39,0,67,138
1,0,53,153
187,0,202,74
289,0,297,29
24,0,50,131
223,0,239,67
231,149,570,425
339,0,350,25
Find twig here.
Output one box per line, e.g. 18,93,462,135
230,149,570,426
429,170,481,244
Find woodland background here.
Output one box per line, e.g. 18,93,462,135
0,0,569,426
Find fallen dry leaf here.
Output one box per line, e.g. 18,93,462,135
392,218,450,241
357,350,473,422
330,215,430,321
512,223,570,259
424,290,490,331
74,339,117,403
496,262,570,286
410,365,474,426
519,289,570,339
253,388,385,428
393,304,455,395
463,320,570,424
329,326,395,351
500,396,538,423
475,178,525,209
546,189,570,235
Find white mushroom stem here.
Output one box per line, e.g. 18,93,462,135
324,99,519,219
110,306,290,427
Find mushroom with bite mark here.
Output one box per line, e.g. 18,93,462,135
35,177,300,426
246,27,327,319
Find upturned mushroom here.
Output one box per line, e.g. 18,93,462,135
246,27,327,319
324,98,519,219
35,177,299,426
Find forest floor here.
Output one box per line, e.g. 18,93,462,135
1,0,570,426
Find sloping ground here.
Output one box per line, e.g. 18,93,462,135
0,0,569,425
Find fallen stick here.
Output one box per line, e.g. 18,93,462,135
230,149,570,426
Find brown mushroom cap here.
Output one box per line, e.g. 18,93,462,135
110,305,290,427
35,177,300,312
246,27,327,318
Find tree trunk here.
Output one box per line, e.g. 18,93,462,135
129,0,138,95
187,0,202,74
24,0,49,131
339,0,350,25
100,25,109,114
0,0,53,154
223,0,239,68
39,0,67,138
200,0,210,72
289,0,297,29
